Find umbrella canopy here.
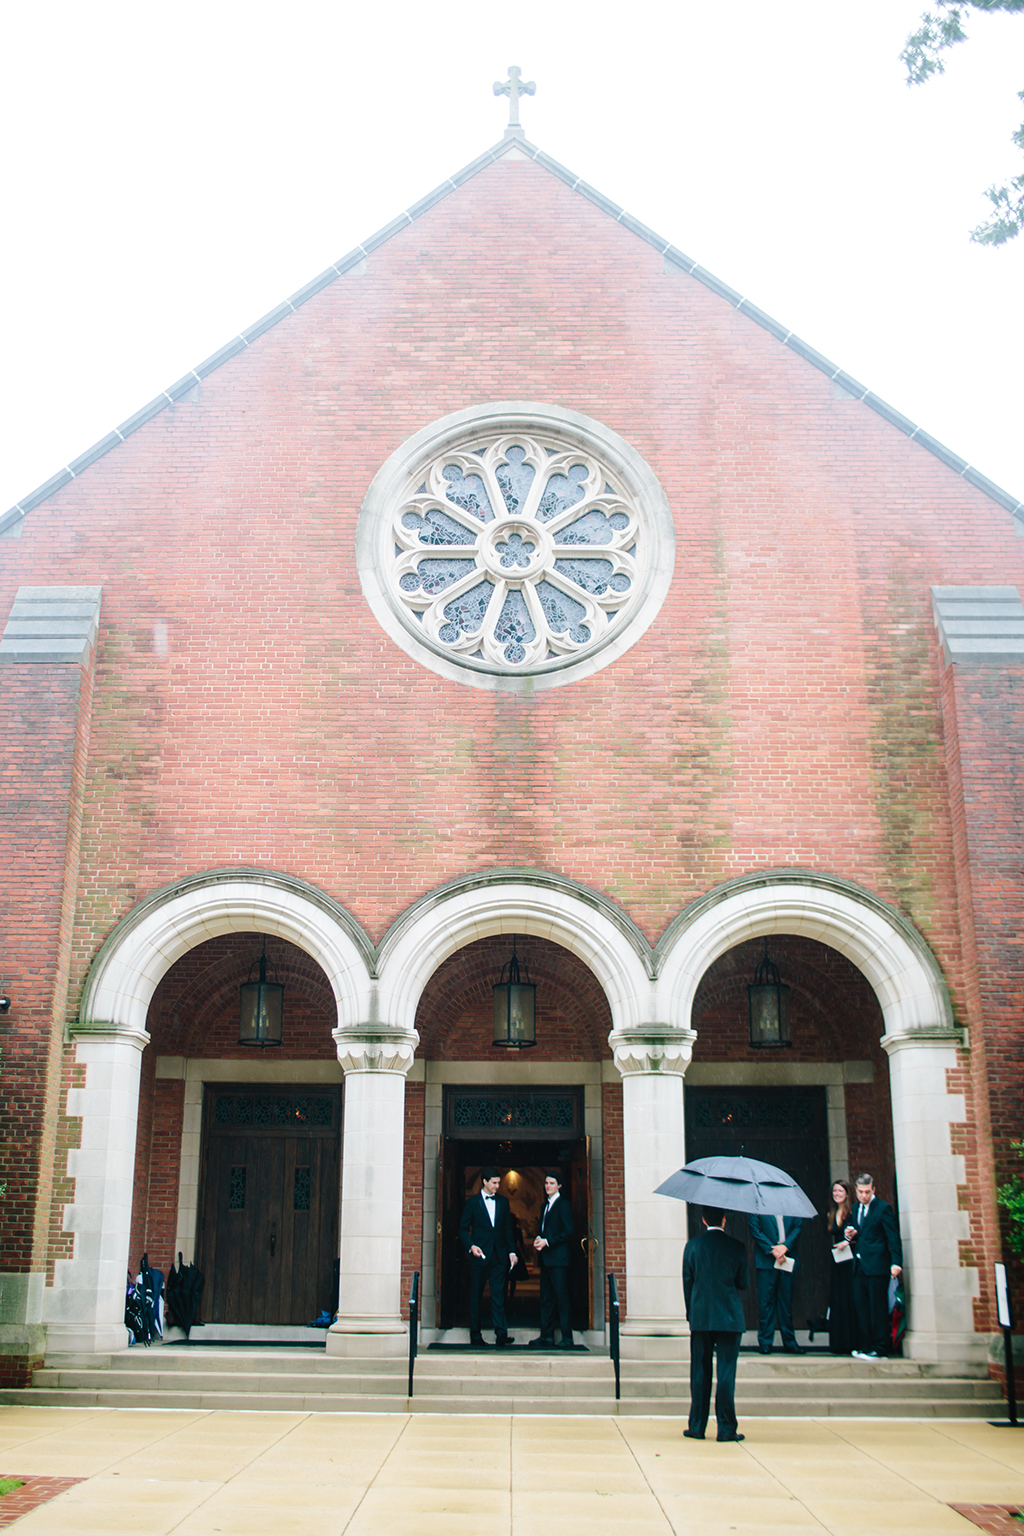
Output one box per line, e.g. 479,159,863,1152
655,1156,817,1218
165,1252,205,1339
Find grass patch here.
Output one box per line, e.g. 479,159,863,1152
0,1481,22,1498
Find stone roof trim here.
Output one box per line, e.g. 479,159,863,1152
0,585,102,665
2,135,1021,537
932,584,1024,666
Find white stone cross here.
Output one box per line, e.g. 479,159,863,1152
493,65,536,130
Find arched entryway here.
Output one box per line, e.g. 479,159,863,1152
412,933,614,1344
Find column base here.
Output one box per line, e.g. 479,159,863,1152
42,1321,129,1355
326,1316,408,1357
619,1318,689,1361
902,1328,990,1372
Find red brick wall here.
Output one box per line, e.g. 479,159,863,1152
0,655,95,1277
937,657,1024,1334
0,151,1017,1329
401,1080,425,1321
602,1082,625,1318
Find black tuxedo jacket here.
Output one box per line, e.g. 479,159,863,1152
537,1195,574,1268
683,1227,748,1332
848,1197,902,1277
459,1192,516,1264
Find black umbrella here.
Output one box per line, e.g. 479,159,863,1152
655,1155,817,1217
165,1252,205,1339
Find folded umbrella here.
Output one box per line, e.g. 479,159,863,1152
655,1155,817,1217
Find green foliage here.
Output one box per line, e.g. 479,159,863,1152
901,1,1024,244
0,1480,23,1498
997,1139,1024,1257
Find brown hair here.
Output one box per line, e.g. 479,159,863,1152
829,1179,854,1230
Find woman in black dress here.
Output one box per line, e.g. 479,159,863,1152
827,1179,856,1355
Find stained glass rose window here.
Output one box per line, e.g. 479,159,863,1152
357,404,674,690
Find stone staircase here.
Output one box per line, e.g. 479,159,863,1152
0,1346,1003,1417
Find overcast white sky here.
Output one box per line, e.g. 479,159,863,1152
2,0,1023,514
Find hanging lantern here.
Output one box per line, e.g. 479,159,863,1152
493,937,536,1049
747,938,791,1049
239,940,284,1048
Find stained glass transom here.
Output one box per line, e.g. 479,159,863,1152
389,432,642,671
448,1091,580,1138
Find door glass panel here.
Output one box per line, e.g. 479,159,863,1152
229,1166,246,1210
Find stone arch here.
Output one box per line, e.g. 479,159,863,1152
79,868,376,1038
373,870,655,1036
653,870,953,1041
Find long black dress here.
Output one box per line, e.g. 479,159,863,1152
828,1215,855,1355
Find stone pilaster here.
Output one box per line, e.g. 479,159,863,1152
328,1026,418,1357
610,1026,695,1360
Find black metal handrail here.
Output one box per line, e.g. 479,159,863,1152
407,1270,420,1398
608,1272,620,1401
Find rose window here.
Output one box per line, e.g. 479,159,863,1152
358,403,674,690
391,436,640,668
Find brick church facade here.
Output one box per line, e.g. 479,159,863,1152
0,111,1021,1388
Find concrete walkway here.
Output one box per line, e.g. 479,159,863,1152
0,1406,1021,1534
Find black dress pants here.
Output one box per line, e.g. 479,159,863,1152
539,1263,571,1341
469,1254,509,1336
852,1269,890,1355
688,1330,741,1437
756,1267,797,1350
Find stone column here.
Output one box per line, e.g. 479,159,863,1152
882,1028,983,1367
610,1027,695,1360
43,1023,149,1355
327,1027,418,1358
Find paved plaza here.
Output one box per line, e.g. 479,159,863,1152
0,1407,1020,1534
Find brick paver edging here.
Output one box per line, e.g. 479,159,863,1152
0,1476,84,1527
950,1506,1024,1535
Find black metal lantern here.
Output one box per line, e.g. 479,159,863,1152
239,940,284,1048
493,937,536,1049
747,938,791,1049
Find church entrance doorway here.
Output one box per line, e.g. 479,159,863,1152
684,1085,831,1333
435,1086,592,1333
196,1083,341,1326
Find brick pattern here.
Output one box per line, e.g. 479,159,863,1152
602,1082,625,1319
402,1080,425,1320
0,1476,84,1528
948,1507,1024,1536
0,152,1016,1334
937,657,1024,1336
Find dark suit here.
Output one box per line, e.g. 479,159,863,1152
459,1191,516,1339
749,1214,803,1351
682,1226,749,1439
536,1194,574,1343
848,1196,902,1356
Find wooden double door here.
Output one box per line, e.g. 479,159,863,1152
197,1083,341,1325
684,1085,832,1333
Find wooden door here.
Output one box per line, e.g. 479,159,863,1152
198,1084,340,1325
570,1136,593,1330
684,1086,831,1332
435,1135,462,1329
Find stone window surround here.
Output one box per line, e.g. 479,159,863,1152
356,401,676,693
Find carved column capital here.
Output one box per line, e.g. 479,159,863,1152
609,1026,696,1078
332,1027,419,1076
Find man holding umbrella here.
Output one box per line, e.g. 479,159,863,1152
682,1206,749,1442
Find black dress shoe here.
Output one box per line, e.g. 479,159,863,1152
717,1433,745,1442
469,1333,489,1347
683,1429,705,1440
558,1338,574,1349
782,1345,806,1355
757,1346,772,1354
495,1334,515,1348
528,1336,555,1347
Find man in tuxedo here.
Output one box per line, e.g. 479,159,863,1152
682,1206,749,1443
844,1173,902,1359
749,1213,805,1354
458,1167,518,1347
530,1171,575,1348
